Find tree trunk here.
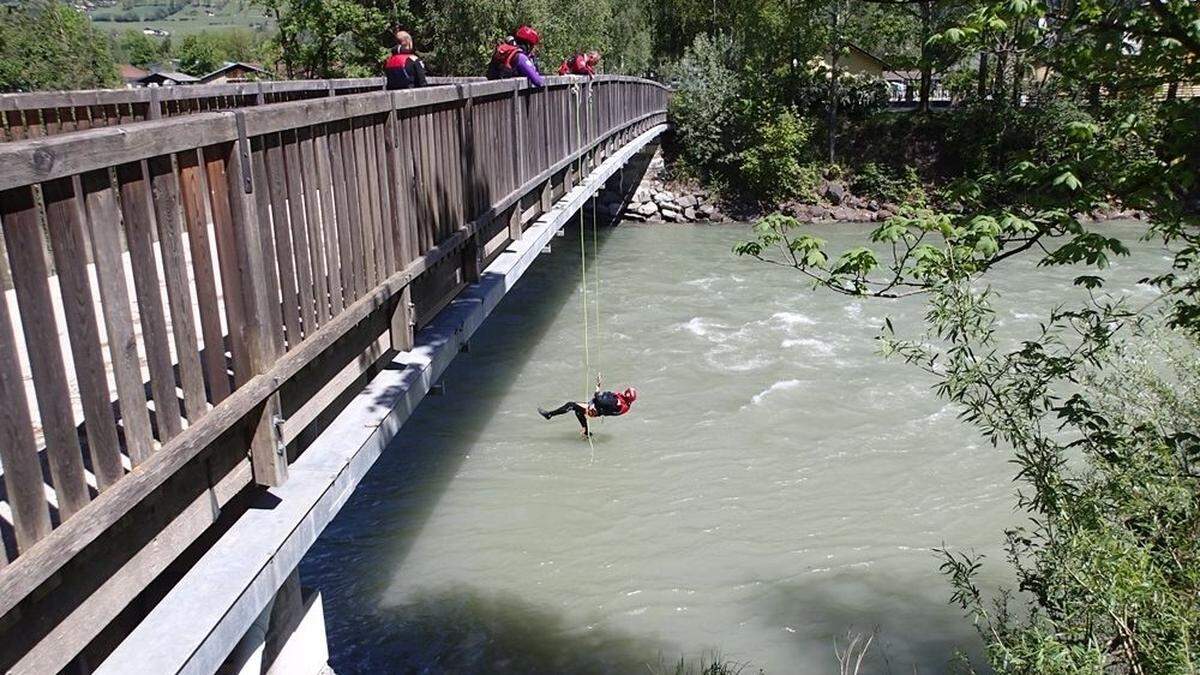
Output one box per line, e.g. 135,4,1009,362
993,48,1008,104
918,0,932,113
977,51,989,99
828,0,840,164
1011,54,1023,106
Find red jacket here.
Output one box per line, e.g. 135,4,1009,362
558,53,596,76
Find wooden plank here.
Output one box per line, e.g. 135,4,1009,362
0,259,51,552
297,127,330,324
204,144,251,386
414,110,437,251
42,177,125,491
361,117,387,280
313,128,344,315
281,130,317,335
0,186,91,520
147,157,209,425
324,123,358,302
340,121,368,295
262,133,302,349
116,161,184,441
349,118,377,289
216,140,287,487
392,111,419,268
81,169,156,465
177,148,232,404
247,139,286,358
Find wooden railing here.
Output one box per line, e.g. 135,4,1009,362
0,76,475,141
0,74,667,672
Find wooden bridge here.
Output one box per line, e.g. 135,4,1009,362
0,75,668,674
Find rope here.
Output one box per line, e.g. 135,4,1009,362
573,84,596,461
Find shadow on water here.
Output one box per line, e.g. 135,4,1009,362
762,572,990,674
301,217,623,673
316,585,686,674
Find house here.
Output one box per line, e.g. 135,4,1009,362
197,62,274,85
136,70,201,87
839,43,892,78
118,64,149,87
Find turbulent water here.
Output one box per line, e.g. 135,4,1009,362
300,221,1164,674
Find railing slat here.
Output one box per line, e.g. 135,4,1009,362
313,127,344,315
116,161,184,441
147,156,209,425
324,122,358,303
0,252,52,552
177,149,232,403
262,133,302,347
297,127,331,324
81,169,156,466
281,130,317,336
42,177,125,491
248,139,286,357
203,145,251,386
1,186,90,520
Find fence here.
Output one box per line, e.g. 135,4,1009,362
0,74,668,673
0,76,474,141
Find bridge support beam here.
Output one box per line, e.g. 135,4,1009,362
389,284,414,353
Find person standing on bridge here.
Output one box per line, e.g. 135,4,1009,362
487,25,545,88
385,29,428,90
538,374,637,437
559,51,601,77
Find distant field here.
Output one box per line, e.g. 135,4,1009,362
88,0,272,38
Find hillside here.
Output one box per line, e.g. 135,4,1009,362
83,0,272,37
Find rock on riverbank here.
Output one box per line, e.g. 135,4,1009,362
601,147,1146,225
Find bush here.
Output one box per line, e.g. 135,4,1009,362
667,33,744,184
737,108,815,203
850,162,923,205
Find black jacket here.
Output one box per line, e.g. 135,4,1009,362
385,49,428,90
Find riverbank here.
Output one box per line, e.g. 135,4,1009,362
600,147,1146,226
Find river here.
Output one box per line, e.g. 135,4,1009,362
299,220,1163,674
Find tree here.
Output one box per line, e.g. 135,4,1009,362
177,33,225,75
735,0,1200,670
116,29,165,68
0,0,119,92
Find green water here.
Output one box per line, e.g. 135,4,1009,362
301,221,1164,674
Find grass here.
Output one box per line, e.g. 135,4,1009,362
88,0,272,38
649,653,762,675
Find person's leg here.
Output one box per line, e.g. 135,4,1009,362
569,403,590,434
539,402,578,419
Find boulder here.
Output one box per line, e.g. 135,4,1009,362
653,190,676,205
679,194,698,208
822,181,846,206
699,203,717,216
867,199,880,211
662,207,682,222
684,206,698,221
636,201,658,216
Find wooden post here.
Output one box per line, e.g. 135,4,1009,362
390,282,414,352
511,83,525,187
508,204,521,242
222,130,288,487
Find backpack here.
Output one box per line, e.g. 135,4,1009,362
487,43,522,80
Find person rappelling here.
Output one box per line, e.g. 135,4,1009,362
539,374,638,437
487,25,546,88
559,51,601,76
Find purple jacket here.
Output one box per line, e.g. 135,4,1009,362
514,52,545,88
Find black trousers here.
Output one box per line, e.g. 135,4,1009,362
545,402,588,430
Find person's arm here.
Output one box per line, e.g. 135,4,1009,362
411,57,428,87
515,53,545,88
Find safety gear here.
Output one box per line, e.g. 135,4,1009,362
488,42,522,80
514,25,541,47
623,387,638,402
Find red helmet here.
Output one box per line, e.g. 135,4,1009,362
514,25,541,47
623,386,638,402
